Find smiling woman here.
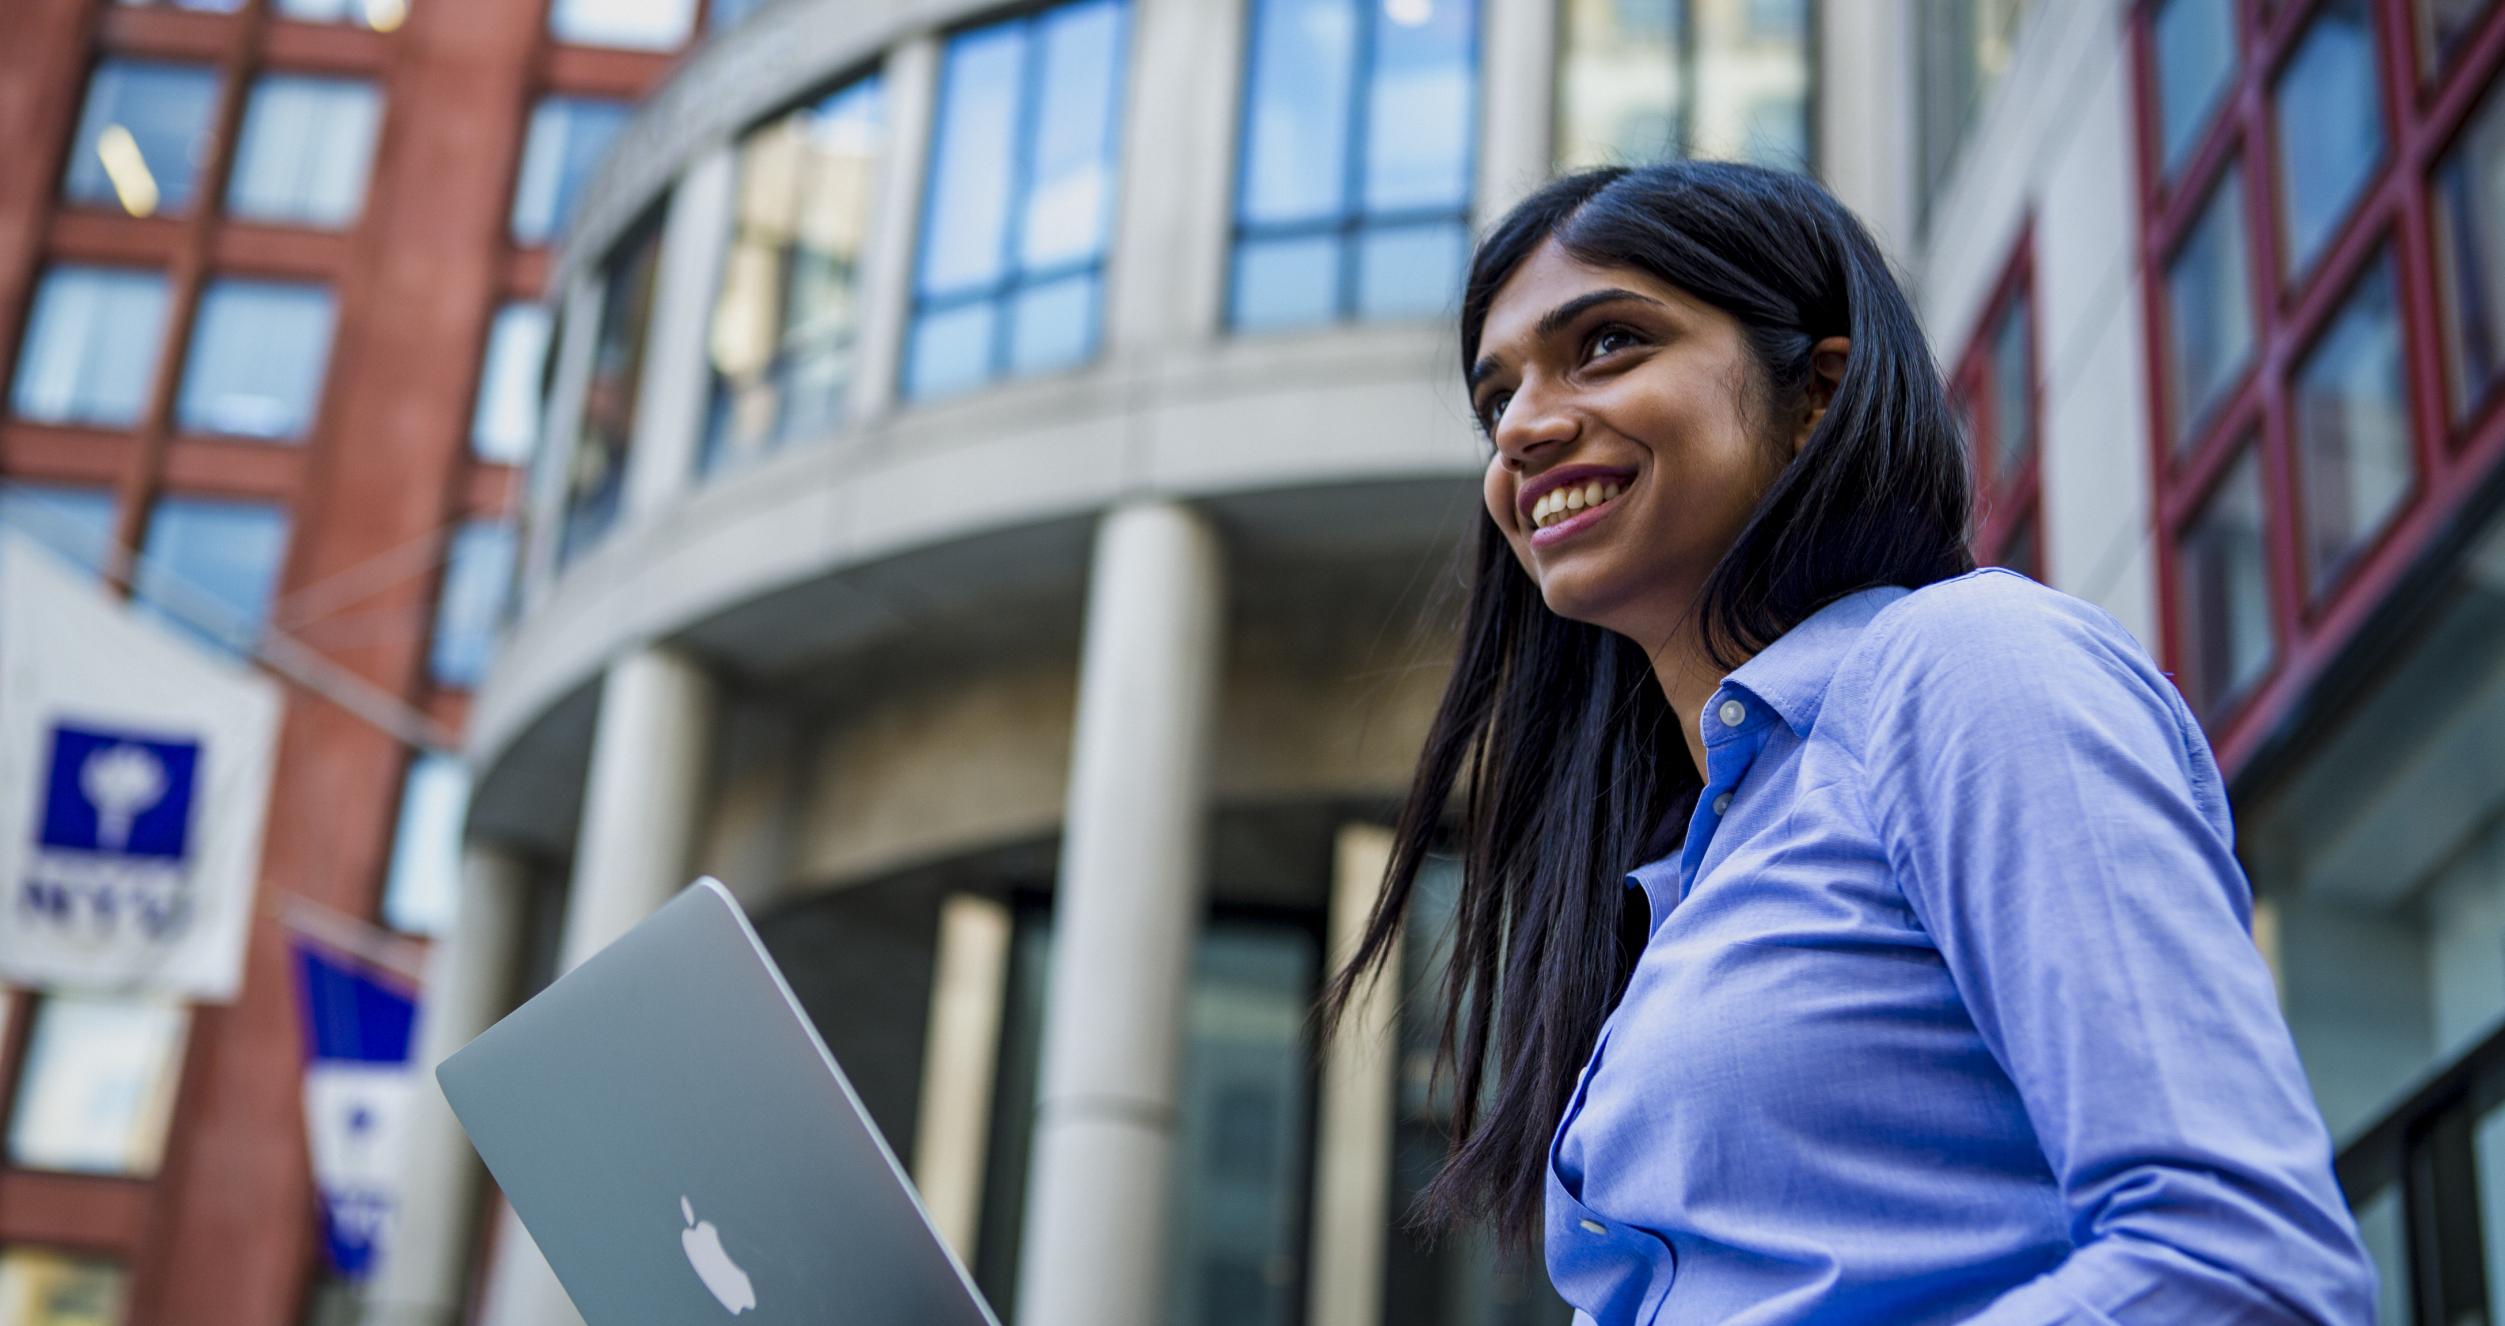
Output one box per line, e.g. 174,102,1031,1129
1319,161,2377,1325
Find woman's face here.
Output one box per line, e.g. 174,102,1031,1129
1471,236,1821,651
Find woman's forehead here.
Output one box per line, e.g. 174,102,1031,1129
1481,239,1705,346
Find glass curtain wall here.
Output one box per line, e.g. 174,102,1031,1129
704,75,886,474
1230,0,1479,331
904,0,1128,401
1555,0,1813,173
558,206,664,568
1914,0,2029,210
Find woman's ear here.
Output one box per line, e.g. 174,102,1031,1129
1792,336,1851,456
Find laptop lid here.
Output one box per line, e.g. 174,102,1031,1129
437,876,1000,1326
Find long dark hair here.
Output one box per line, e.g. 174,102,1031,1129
1321,161,1975,1249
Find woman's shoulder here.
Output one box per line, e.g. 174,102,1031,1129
1832,567,2182,727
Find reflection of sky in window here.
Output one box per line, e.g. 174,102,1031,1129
135,497,290,652
2273,0,2383,280
473,302,551,464
1020,2,1124,270
226,75,383,228
64,61,220,217
7,995,189,1176
10,267,169,428
511,98,632,244
2154,0,2235,174
1241,0,1357,225
176,280,337,441
920,29,1024,296
1363,0,1474,213
430,521,514,688
0,484,117,577
548,0,696,50
2294,252,2410,600
383,753,469,934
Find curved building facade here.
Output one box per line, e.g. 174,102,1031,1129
379,0,2505,1324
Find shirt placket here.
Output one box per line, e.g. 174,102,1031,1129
1677,688,1774,905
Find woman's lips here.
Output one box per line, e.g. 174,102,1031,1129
1529,480,1629,549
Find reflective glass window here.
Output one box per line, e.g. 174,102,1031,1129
274,0,411,29
8,266,170,429
226,75,384,228
708,0,770,30
1989,287,2035,479
2153,0,2236,176
429,519,513,687
906,0,1127,400
547,0,696,50
382,751,468,935
2177,439,2273,721
1232,0,1476,332
1996,511,2041,580
561,211,663,567
2417,0,2498,79
135,495,291,652
705,77,884,473
175,279,337,441
2434,66,2505,422
0,484,118,578
6,995,189,1176
62,60,219,217
472,302,552,464
2164,162,2255,451
0,1249,132,1326
2293,247,2412,601
116,0,244,9
510,96,633,245
1915,0,2030,202
1560,0,1814,171
2272,0,2384,281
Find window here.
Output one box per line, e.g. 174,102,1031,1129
707,0,769,30
2272,0,2384,282
1950,250,2040,578
114,0,244,9
8,266,170,428
429,519,513,687
225,75,384,228
134,496,291,651
1915,0,2030,207
6,995,189,1175
0,1249,133,1326
175,279,337,440
62,59,219,218
2292,247,2412,601
2152,0,2236,176
382,752,467,934
705,77,885,472
2434,65,2505,423
274,0,410,28
2417,0,2498,79
0,484,118,577
1559,0,1814,173
510,96,633,245
2163,162,2255,453
1230,0,1475,332
2176,440,2273,722
472,302,552,463
547,0,696,51
560,211,663,567
906,0,1128,399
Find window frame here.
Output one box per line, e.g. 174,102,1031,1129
1949,229,2045,579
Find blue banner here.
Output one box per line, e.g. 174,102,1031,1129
290,936,420,1279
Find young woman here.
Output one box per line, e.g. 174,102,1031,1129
1324,161,2378,1324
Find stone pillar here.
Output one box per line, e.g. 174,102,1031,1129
359,844,534,1326
1306,823,1400,1326
1474,0,1560,226
1104,0,1246,351
474,645,719,1326
1816,0,1920,262
909,892,1014,1263
1013,500,1226,1326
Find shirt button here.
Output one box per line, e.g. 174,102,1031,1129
1712,792,1732,815
1717,698,1747,728
1579,1218,1608,1235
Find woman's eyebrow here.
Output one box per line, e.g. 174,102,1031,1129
1468,288,1668,393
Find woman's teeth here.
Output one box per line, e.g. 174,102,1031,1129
1533,480,1625,529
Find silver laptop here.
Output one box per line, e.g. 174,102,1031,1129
437,876,1000,1325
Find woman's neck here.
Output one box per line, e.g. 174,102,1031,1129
1650,629,1744,783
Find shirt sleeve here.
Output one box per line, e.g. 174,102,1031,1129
1847,575,2378,1325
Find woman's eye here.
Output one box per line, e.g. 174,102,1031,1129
1587,325,1639,360
1479,392,1511,431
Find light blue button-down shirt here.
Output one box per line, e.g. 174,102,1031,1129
1542,569,2377,1324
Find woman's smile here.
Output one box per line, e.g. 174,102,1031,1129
1530,474,1634,548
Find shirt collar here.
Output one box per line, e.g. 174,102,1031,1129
1718,584,1913,737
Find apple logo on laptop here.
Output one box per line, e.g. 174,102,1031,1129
680,1195,757,1314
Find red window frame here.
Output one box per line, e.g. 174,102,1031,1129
1950,228,2043,578
2133,0,2505,778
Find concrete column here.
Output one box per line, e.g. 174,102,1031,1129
517,274,601,612
359,845,534,1326
1474,0,1560,227
1816,0,1919,263
1307,823,1400,1326
475,645,719,1326
1013,500,1227,1326
909,892,1013,1264
1104,0,1245,352
621,144,737,516
848,36,939,424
